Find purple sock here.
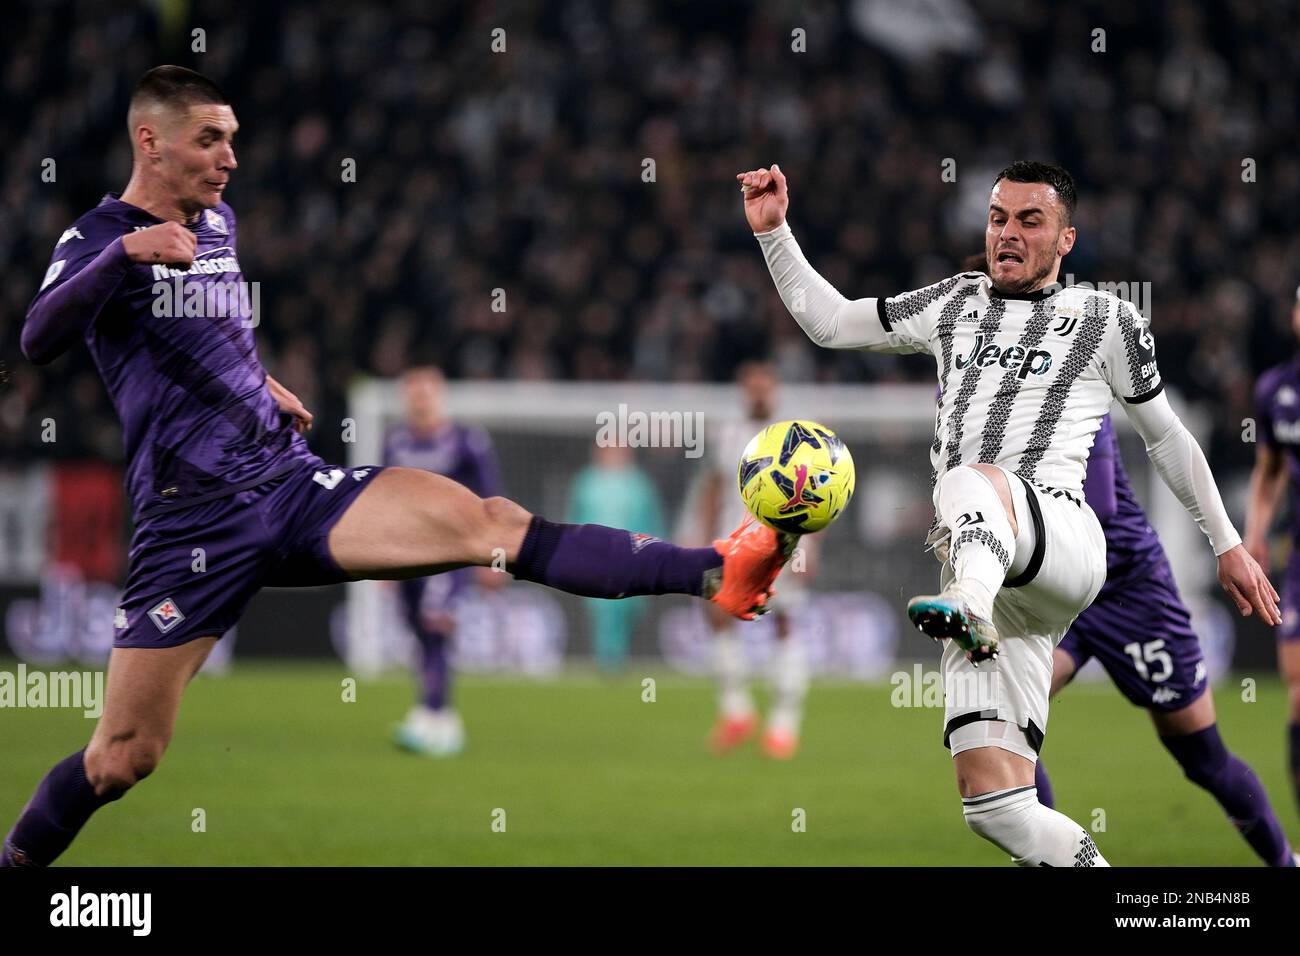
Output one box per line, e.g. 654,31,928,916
1289,723,1300,815
511,518,722,599
1034,759,1055,809
418,627,451,711
2,749,124,867
1162,725,1293,867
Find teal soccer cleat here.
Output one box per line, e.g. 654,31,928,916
907,584,1000,666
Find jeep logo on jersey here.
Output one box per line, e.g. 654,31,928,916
953,334,1053,379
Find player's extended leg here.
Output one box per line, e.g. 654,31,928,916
1281,640,1300,814
2,637,216,866
1152,691,1295,866
953,733,1106,867
908,464,1021,662
708,600,757,753
328,467,787,618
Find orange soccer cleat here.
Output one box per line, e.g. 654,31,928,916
706,515,797,620
710,713,760,754
761,727,799,760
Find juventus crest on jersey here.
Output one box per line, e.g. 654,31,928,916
876,272,1161,504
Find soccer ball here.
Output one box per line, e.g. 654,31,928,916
736,420,855,534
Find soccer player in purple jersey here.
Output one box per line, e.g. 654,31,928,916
1245,283,1300,816
384,366,503,757
1038,415,1296,866
2,66,791,867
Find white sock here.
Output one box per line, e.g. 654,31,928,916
715,626,754,718
768,631,809,735
962,786,1109,867
937,466,1017,617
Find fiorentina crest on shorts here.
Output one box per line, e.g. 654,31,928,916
148,597,186,633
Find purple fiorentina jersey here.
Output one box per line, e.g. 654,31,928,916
1083,414,1167,595
383,423,501,498
28,193,315,519
1255,358,1300,535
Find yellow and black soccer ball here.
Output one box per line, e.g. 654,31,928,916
736,420,855,534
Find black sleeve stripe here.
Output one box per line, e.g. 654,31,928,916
1124,381,1165,405
876,297,892,335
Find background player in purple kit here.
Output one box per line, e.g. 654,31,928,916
2,66,790,867
1038,414,1296,866
385,365,503,757
1245,283,1300,816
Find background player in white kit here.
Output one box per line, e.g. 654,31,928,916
694,362,817,759
739,159,1279,866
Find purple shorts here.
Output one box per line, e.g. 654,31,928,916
1279,559,1300,642
1058,561,1208,712
113,460,383,649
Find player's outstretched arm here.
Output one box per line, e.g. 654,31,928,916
1122,390,1281,624
738,165,894,352
23,222,195,365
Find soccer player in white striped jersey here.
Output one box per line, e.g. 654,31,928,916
739,159,1280,867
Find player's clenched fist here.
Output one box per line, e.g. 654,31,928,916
736,164,789,234
121,221,197,267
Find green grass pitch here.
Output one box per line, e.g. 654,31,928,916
1,663,1295,865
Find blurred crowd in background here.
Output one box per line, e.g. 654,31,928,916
2,0,1299,473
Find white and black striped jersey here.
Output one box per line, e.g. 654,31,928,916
756,221,1240,555
877,272,1161,504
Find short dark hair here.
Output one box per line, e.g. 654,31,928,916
992,161,1077,224
129,65,227,119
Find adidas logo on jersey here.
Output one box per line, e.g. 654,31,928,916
959,310,980,323
954,333,1053,379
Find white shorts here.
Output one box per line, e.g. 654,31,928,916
939,471,1107,758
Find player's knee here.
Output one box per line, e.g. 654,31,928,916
939,464,980,495
940,464,1008,512
480,496,529,534
476,496,532,558
85,735,168,798
1287,681,1300,722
